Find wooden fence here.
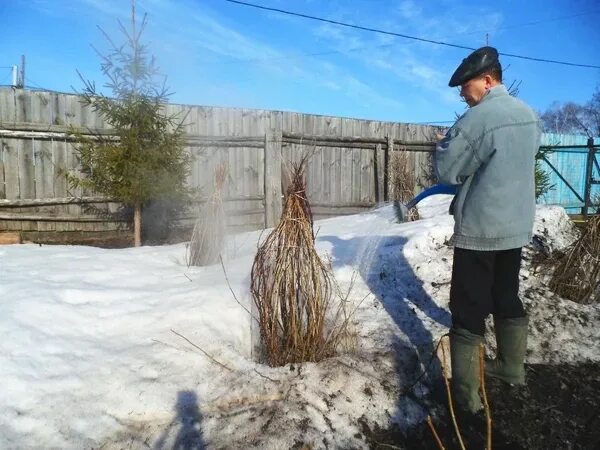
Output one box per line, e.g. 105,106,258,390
0,88,438,243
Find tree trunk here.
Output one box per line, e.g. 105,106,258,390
134,202,142,247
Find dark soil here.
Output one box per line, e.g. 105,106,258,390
360,362,600,450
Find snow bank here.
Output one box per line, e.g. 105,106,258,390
0,198,597,449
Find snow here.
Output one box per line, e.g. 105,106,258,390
1,196,598,449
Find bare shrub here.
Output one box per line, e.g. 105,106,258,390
250,157,350,366
389,149,419,220
187,165,226,267
548,216,600,304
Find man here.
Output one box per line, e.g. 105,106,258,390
435,47,540,414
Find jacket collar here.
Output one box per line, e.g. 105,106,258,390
479,84,508,104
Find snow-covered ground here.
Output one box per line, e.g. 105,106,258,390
1,197,597,449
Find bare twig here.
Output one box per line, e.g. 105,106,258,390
151,338,187,353
250,156,351,366
547,216,600,303
219,254,258,322
253,368,281,383
389,148,419,221
170,329,233,372
187,164,226,267
441,336,466,450
427,415,446,450
480,344,493,450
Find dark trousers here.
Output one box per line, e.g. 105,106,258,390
450,247,526,336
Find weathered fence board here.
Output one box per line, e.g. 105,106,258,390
4,139,20,200
0,88,440,240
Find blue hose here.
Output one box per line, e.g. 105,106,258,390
405,184,458,209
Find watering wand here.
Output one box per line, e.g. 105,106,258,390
394,184,458,222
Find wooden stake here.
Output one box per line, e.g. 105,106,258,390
480,344,493,450
441,335,466,450
426,415,445,450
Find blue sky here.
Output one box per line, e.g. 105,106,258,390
1,0,599,123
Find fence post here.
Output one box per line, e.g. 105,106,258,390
373,143,384,203
264,128,283,228
385,135,393,202
583,137,595,219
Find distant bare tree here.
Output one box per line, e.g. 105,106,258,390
541,86,600,137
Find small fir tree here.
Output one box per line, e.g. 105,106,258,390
507,79,555,199
68,3,191,246
535,148,555,200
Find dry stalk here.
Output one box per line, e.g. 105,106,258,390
479,344,492,450
441,335,466,450
548,216,600,303
250,156,348,366
426,415,446,450
170,329,233,372
389,148,419,221
187,164,227,267
219,254,256,320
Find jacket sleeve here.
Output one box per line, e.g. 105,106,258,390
434,126,485,185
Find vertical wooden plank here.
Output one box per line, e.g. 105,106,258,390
322,117,340,207
201,107,212,198
49,92,58,126
53,91,66,126
259,110,270,137
264,128,282,227
227,110,240,201
304,113,316,203
53,140,68,197
281,111,291,136
15,90,30,124
187,106,199,193
373,143,381,203
66,139,83,224
19,139,35,199
348,120,361,206
233,108,243,137
307,114,323,204
64,94,78,128
0,138,5,199
0,89,16,123
242,110,252,201
385,133,393,202
360,148,372,203
194,106,207,197
52,139,69,222
369,121,384,204
34,138,55,200
251,111,262,199
335,117,349,205
345,119,355,206
323,116,337,136
218,107,228,136
76,94,89,130
279,113,289,181
361,120,374,204
233,110,244,206
31,91,51,124
212,108,228,200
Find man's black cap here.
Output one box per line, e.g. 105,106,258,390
448,46,499,87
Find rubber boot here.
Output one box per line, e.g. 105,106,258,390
450,327,484,414
486,316,528,385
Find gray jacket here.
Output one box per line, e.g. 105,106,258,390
435,85,541,251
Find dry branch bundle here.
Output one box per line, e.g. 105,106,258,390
250,157,345,366
389,149,419,221
548,216,600,304
187,165,226,267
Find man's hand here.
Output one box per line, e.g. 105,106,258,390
436,128,449,141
